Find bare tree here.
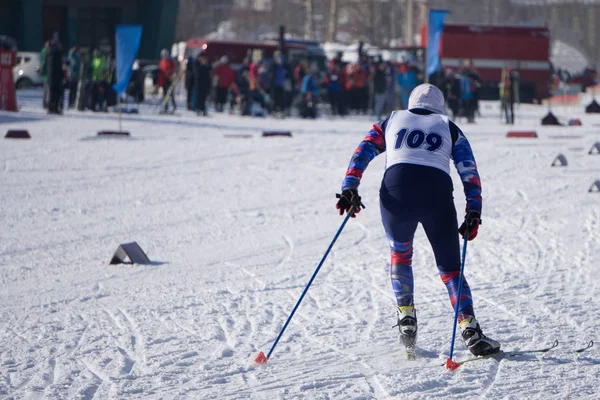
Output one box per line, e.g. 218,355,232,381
327,0,339,42
305,0,315,39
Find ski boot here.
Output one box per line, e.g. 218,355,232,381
394,305,418,359
459,316,501,356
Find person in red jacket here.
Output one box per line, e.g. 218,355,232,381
158,49,177,114
213,56,236,112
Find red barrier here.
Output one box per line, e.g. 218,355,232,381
506,131,537,138
5,129,30,139
0,50,17,111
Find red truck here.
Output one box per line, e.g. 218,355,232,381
185,39,327,71
422,24,551,102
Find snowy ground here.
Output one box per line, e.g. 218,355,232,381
1,90,599,399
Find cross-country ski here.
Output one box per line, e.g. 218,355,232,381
447,340,560,369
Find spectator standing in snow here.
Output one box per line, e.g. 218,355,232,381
294,61,306,92
460,60,481,122
158,49,177,114
270,55,288,117
397,64,417,110
46,33,63,115
185,56,194,110
213,56,236,113
385,62,397,114
40,40,49,109
353,63,369,114
372,62,387,120
66,46,81,109
193,52,211,116
443,69,461,120
326,61,343,116
90,49,107,112
459,68,477,123
300,65,320,119
501,69,519,125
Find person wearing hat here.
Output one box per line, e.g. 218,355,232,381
335,83,500,358
158,48,177,114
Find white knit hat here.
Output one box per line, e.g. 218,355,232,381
408,83,446,115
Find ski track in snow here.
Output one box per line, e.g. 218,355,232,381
1,90,599,399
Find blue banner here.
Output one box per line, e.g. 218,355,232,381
113,25,143,96
427,10,448,77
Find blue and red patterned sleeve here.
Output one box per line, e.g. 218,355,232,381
451,124,482,215
341,118,388,190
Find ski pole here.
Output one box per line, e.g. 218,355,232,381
254,206,356,365
446,235,469,371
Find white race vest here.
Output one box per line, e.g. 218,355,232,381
384,110,452,176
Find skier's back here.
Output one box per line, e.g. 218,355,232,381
336,83,501,357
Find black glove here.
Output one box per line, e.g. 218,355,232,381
458,211,481,241
335,189,365,218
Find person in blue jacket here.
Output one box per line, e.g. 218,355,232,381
66,46,81,109
326,62,343,115
300,65,320,118
335,83,500,357
397,63,417,109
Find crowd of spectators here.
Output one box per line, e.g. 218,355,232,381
38,34,120,115
177,50,486,123
430,59,482,123
34,36,488,124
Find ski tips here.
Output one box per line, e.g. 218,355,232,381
576,340,594,353
445,358,461,371
254,351,268,366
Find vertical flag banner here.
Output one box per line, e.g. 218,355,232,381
113,25,143,97
427,9,448,77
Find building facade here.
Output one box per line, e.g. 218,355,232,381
0,0,179,59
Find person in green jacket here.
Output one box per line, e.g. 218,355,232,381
40,40,49,108
91,49,107,111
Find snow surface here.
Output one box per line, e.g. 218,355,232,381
1,91,599,399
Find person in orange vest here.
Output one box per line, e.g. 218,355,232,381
348,63,368,114
158,49,177,114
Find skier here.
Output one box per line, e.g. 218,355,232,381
335,83,500,357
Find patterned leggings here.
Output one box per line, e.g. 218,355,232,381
380,164,475,318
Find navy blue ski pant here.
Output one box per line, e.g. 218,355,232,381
379,163,474,317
